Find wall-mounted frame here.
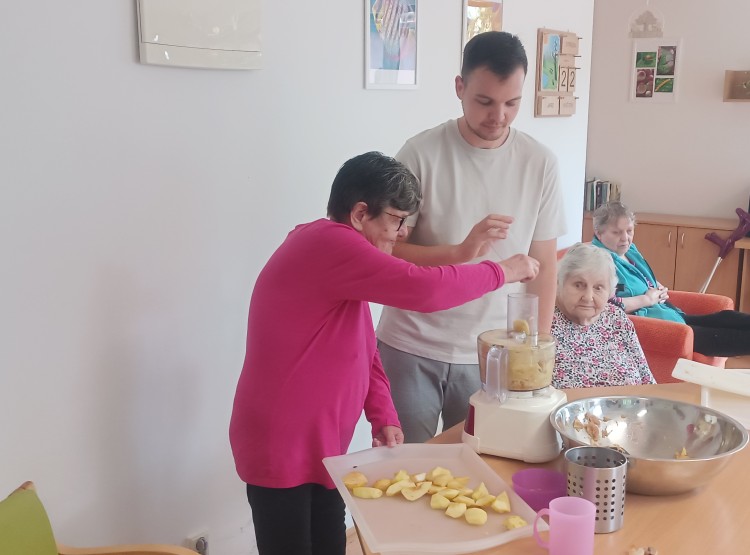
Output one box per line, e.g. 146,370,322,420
461,0,503,52
534,28,581,117
630,38,681,103
365,0,418,90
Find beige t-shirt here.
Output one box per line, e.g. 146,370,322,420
377,120,567,364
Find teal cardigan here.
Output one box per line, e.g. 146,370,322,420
592,237,685,323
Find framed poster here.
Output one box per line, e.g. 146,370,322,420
630,38,681,102
461,0,503,50
365,0,418,89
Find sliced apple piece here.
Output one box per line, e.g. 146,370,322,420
352,487,383,499
491,491,511,513
471,482,489,500
385,479,415,497
343,471,368,490
504,515,528,530
474,494,496,507
372,478,391,492
453,495,475,506
430,493,451,510
465,507,488,526
401,481,431,501
445,502,467,519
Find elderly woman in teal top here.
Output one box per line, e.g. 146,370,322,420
592,201,750,357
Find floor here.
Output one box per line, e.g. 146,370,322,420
346,527,364,555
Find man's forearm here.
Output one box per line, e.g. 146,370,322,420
526,265,556,333
392,241,468,266
527,239,558,334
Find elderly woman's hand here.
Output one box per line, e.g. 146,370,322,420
643,287,663,307
657,285,669,303
498,254,540,283
372,425,404,448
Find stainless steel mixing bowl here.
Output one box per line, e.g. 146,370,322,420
551,396,749,495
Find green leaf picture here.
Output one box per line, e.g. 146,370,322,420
657,46,677,75
635,51,657,68
654,78,674,93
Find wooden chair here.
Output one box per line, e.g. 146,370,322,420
0,482,198,555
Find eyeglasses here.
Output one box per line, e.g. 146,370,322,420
383,211,407,231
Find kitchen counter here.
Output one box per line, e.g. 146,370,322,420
357,382,750,554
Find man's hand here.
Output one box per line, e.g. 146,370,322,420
458,214,514,261
372,425,404,448
497,254,540,284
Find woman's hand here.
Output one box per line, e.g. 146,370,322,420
643,288,663,307
498,254,540,283
656,285,669,303
372,425,404,448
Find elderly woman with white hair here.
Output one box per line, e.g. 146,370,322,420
551,243,655,388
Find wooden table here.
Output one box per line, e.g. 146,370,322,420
358,382,750,554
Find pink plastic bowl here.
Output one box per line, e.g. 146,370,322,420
512,468,567,512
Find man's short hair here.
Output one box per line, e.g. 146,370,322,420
461,31,528,81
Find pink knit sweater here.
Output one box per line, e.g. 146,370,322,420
229,219,505,488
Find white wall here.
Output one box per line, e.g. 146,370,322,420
587,0,750,218
0,1,591,553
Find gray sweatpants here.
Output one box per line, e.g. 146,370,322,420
378,341,482,444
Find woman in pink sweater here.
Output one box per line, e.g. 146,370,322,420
229,151,539,555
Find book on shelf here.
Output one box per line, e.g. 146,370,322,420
584,178,621,211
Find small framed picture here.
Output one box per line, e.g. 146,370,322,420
630,38,682,102
461,0,503,52
364,0,418,90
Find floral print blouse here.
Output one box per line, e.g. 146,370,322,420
550,304,655,388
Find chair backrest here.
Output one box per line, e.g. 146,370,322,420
628,315,693,383
0,482,58,555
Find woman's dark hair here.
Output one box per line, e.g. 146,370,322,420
326,152,421,223
461,31,528,81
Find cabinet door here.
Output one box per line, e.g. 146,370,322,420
674,227,740,301
582,215,594,242
633,223,677,289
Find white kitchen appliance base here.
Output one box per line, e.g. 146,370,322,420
462,387,567,463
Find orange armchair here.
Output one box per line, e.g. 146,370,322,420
629,290,734,383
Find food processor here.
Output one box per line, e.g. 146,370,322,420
462,293,567,463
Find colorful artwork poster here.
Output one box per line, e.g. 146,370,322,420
541,33,561,91
630,39,681,102
635,68,655,97
635,51,657,68
657,45,677,76
463,0,503,47
366,0,418,89
654,77,674,93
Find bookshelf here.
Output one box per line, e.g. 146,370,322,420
583,179,620,212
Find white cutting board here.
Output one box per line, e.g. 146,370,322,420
324,444,543,554
672,358,750,429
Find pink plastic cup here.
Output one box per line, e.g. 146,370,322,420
533,496,596,555
512,468,567,512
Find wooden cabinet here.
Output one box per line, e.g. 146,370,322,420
582,212,741,304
